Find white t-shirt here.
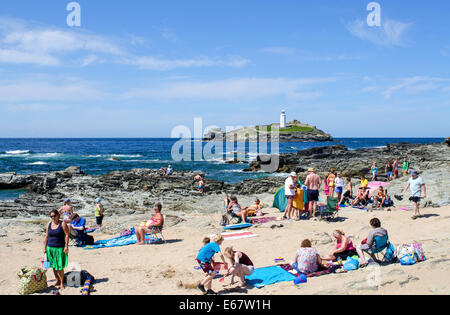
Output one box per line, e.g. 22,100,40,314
409,177,424,197
285,177,296,196
335,177,345,188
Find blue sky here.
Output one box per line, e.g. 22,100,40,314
0,0,449,138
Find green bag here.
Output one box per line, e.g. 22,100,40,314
17,267,48,295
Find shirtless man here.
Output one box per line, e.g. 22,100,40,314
304,168,322,220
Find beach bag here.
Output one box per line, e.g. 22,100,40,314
343,256,359,271
17,267,47,295
219,214,230,227
411,243,426,262
384,243,396,263
400,254,417,266
85,235,95,245
397,243,425,262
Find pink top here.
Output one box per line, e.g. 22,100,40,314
336,239,355,251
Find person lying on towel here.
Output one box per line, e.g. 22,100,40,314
135,203,164,245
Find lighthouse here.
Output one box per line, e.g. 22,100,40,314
280,110,287,128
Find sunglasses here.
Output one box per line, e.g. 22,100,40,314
50,215,57,218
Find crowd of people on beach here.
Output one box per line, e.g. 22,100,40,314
40,156,427,295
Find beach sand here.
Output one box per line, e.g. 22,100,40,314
1,202,449,295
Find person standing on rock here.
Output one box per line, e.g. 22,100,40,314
402,170,427,220
283,172,297,220
371,162,378,181
304,168,322,220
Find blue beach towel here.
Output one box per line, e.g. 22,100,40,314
245,266,297,288
83,231,162,250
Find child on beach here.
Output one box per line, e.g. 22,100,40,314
324,172,330,196
371,162,378,181
374,186,386,208
94,198,105,228
196,234,228,295
58,199,73,224
385,161,394,181
393,158,399,179
222,247,254,288
402,158,410,177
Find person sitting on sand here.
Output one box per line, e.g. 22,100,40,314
402,170,427,220
374,186,387,208
222,247,254,288
161,167,167,176
291,239,323,275
322,230,358,262
360,175,369,189
356,218,388,266
58,199,73,224
227,196,249,223
351,186,370,207
246,198,263,217
135,203,164,245
196,234,228,295
166,165,173,176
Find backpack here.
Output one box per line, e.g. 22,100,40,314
65,270,92,288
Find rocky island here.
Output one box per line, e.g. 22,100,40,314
203,120,333,142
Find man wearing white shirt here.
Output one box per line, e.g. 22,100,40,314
283,172,297,220
402,170,427,220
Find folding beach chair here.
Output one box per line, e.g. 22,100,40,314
319,197,340,221
150,225,165,243
370,234,395,263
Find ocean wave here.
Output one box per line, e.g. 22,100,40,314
26,161,48,165
110,154,143,158
5,150,30,155
32,153,63,158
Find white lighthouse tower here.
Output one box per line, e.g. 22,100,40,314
280,110,287,128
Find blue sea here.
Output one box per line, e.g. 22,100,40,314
0,138,444,200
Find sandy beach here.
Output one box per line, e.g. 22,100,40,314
1,196,449,295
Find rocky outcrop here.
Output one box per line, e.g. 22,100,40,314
244,142,450,179
203,121,333,142
0,167,286,219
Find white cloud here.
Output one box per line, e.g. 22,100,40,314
124,56,250,71
382,76,450,99
262,46,296,55
121,77,335,101
346,18,412,47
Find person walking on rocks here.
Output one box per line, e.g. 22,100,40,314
402,170,427,220
283,172,297,220
385,161,394,182
304,168,322,220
